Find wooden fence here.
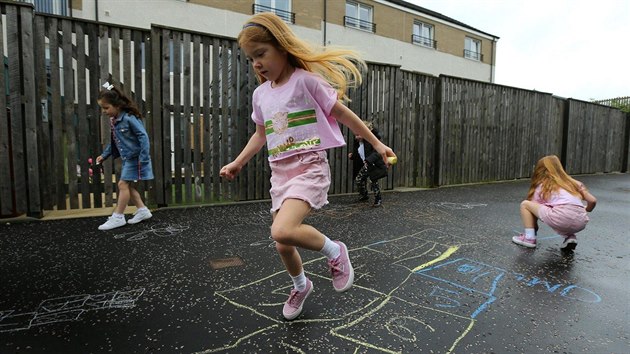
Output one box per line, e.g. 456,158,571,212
1,1,628,217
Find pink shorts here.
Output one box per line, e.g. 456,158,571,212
269,150,331,213
538,204,589,237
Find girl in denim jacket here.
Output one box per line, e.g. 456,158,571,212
96,83,154,230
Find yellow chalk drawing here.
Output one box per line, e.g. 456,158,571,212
203,228,476,353
412,246,460,272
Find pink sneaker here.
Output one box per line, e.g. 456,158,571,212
328,241,354,292
512,234,537,248
282,279,313,320
560,236,578,250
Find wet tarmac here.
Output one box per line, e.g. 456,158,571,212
1,173,629,353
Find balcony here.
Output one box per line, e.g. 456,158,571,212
464,49,483,61
344,16,376,33
253,4,295,24
411,34,436,49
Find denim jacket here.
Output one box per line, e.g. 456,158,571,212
101,112,151,164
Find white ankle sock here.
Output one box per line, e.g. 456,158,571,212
320,236,341,260
525,228,536,239
112,212,124,219
291,272,307,291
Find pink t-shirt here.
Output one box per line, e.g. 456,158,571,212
533,184,584,207
251,68,346,161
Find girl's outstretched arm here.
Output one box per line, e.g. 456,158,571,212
219,124,266,180
331,101,396,164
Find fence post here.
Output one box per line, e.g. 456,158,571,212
560,98,571,168
150,25,167,207
431,76,443,187
19,5,41,216
623,112,630,173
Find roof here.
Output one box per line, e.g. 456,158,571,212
385,0,499,39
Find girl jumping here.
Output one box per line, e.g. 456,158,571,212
220,13,396,320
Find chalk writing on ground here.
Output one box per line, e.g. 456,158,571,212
197,228,601,353
430,202,488,210
114,223,190,241
0,288,145,332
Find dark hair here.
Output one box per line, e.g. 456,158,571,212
98,86,142,118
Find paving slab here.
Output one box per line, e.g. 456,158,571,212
1,174,628,353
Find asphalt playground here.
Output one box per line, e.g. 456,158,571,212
1,173,629,353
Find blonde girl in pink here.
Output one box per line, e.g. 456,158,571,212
512,155,597,250
220,13,396,320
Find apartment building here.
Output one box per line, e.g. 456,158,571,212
37,0,499,82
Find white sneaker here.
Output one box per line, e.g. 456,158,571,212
98,216,126,230
127,209,152,224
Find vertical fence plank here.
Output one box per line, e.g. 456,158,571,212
48,18,66,209
33,15,52,210
202,37,212,202
75,23,90,209
87,22,102,208
211,38,222,200
19,7,40,214
150,27,164,205
171,31,182,203
182,32,192,202
0,6,11,215
236,44,247,201
6,6,27,213
98,24,114,206
192,35,202,203
62,19,78,209
228,40,239,199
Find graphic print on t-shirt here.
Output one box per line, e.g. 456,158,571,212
265,106,321,157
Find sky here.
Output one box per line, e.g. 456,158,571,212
407,0,629,101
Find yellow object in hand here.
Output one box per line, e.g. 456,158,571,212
387,156,397,165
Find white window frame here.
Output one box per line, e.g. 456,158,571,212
255,0,292,23
345,1,374,32
413,21,435,48
464,37,482,61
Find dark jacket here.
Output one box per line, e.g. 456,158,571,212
350,128,387,181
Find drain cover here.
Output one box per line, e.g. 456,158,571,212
210,256,245,269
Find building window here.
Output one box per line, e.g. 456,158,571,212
412,21,435,48
254,0,294,24
345,1,375,33
464,37,482,61
20,0,69,16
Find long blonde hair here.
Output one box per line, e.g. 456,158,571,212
238,12,366,102
527,155,581,200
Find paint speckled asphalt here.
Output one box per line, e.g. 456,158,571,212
1,174,628,353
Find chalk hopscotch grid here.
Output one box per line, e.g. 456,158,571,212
0,288,145,333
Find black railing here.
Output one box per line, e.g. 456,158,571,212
464,49,483,61
253,4,295,24
411,34,436,49
344,16,376,33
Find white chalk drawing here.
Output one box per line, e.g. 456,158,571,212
250,236,276,249
430,202,487,210
114,223,190,241
0,288,145,333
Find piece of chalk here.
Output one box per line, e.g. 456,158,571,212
387,156,397,165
